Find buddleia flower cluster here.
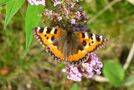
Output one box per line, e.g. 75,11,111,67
27,0,103,81
28,0,88,31
62,54,103,81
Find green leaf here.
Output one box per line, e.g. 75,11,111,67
70,83,79,90
4,0,25,27
25,5,43,52
124,75,134,86
0,0,9,6
58,62,65,69
34,79,46,90
103,61,125,87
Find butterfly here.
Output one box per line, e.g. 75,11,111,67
33,26,107,64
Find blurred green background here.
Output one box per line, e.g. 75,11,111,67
0,0,134,90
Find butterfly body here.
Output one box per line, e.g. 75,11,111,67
33,27,107,64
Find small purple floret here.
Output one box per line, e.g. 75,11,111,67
62,53,103,81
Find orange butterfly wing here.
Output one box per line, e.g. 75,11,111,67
67,32,107,64
33,27,65,60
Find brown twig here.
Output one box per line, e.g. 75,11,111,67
92,75,109,82
123,41,134,70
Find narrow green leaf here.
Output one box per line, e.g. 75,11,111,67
70,83,79,90
4,0,25,27
0,0,9,6
103,61,125,87
25,5,43,52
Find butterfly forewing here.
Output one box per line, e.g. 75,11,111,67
33,27,65,60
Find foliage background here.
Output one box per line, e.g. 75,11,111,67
0,0,134,90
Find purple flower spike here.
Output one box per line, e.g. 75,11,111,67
27,0,46,6
67,72,82,82
62,65,82,82
62,53,103,81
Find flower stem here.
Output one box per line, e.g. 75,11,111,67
88,0,122,25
